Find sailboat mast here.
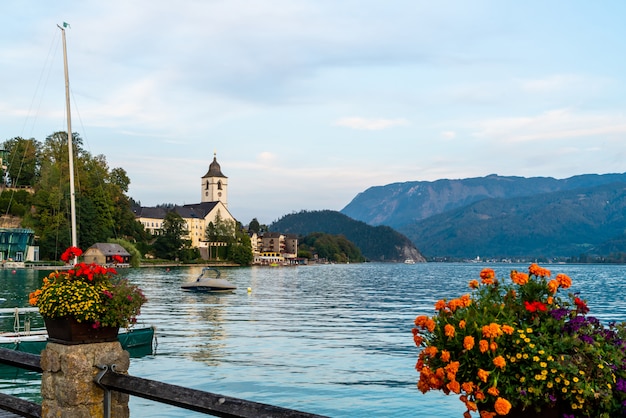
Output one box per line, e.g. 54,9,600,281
58,24,78,254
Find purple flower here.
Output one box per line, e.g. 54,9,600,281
550,308,569,320
579,334,594,344
617,378,626,392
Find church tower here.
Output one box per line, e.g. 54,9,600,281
201,153,228,206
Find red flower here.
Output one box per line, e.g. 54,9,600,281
574,297,589,314
524,300,547,313
60,246,83,263
112,254,123,264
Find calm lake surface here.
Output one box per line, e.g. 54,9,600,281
1,263,626,417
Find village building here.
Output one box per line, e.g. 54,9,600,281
83,243,131,266
134,152,298,262
134,154,239,259
249,231,300,265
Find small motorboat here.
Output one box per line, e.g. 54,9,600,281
181,267,237,293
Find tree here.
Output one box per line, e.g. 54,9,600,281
228,226,253,265
2,136,40,186
248,218,260,233
153,211,189,260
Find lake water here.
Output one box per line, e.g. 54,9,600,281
1,263,626,417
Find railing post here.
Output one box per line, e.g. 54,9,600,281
40,341,130,418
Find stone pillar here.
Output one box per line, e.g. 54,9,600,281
40,341,130,418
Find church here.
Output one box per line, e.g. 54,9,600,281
134,153,237,258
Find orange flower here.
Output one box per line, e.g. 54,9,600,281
482,323,503,338
479,339,489,353
479,411,496,418
477,368,490,383
487,386,499,396
529,263,551,278
448,299,461,312
459,319,466,329
445,324,455,338
425,318,436,332
510,271,529,285
493,355,506,369
441,350,450,362
547,280,559,294
461,381,475,394
489,341,498,352
480,268,496,285
463,335,475,350
447,380,461,394
413,333,424,346
458,294,472,308
445,361,460,375
469,279,479,289
556,273,572,289
414,315,429,327
494,397,512,415
434,299,447,311
501,325,514,335
422,346,438,358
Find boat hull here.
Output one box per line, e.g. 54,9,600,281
0,325,155,356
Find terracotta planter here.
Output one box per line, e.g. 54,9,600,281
44,317,119,345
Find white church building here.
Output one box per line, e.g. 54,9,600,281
134,153,237,256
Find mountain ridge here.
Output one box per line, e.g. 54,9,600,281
340,173,626,259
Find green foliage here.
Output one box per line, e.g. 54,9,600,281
1,132,148,260
153,211,190,260
270,210,421,261
248,218,260,233
3,137,40,186
299,232,364,262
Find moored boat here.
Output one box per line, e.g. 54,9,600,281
0,307,155,355
181,267,237,293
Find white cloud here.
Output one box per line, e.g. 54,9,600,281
334,117,409,130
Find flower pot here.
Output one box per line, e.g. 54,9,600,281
44,317,119,345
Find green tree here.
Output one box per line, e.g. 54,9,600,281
228,226,253,265
248,218,260,233
2,136,40,186
153,211,189,260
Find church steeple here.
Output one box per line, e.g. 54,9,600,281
201,152,228,206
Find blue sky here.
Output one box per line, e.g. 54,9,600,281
2,1,626,225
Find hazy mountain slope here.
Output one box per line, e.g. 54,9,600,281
398,182,626,259
270,210,425,262
341,173,626,229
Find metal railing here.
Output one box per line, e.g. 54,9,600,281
0,348,328,418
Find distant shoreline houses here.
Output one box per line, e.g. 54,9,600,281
249,231,304,265
134,153,299,265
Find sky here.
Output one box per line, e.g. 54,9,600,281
2,1,626,225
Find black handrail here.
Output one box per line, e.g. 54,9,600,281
96,367,328,418
0,348,328,418
0,348,41,418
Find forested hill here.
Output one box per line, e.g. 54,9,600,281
341,173,626,229
270,210,425,262
399,182,626,260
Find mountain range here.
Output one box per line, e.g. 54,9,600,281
340,173,626,260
